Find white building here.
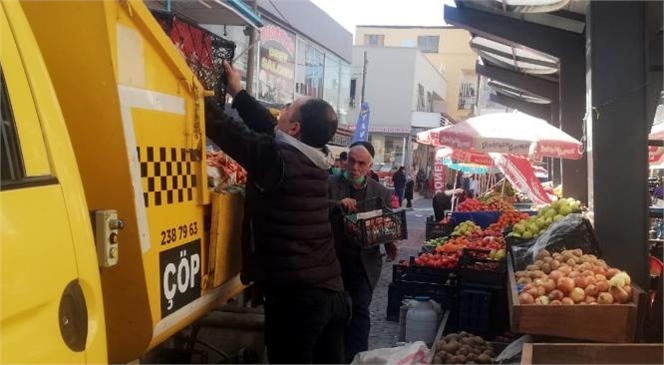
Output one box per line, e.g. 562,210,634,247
348,46,447,172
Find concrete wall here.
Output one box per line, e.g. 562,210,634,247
413,50,447,113
356,26,477,121
351,46,416,128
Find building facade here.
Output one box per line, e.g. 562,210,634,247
355,25,478,122
348,46,447,173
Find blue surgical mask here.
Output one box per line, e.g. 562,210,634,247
330,167,341,175
343,170,366,185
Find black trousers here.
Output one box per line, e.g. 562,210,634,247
340,257,374,363
264,288,351,364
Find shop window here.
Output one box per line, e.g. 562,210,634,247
364,34,384,46
417,35,439,53
350,79,357,107
0,69,25,183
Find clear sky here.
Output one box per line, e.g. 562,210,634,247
310,0,454,40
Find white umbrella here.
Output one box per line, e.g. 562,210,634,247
438,111,583,160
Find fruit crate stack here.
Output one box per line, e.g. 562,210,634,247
426,215,454,240
506,213,647,342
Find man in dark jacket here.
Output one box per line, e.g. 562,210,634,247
206,62,350,364
329,141,398,362
392,166,407,207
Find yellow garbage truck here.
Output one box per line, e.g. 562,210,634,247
1,1,245,363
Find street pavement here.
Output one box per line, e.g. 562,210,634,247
368,196,433,350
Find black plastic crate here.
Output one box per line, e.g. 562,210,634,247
459,248,507,286
392,262,458,285
458,282,509,338
425,216,453,240
386,281,458,322
344,198,408,248
151,10,236,100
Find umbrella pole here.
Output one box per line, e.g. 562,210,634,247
451,170,460,212
501,178,506,197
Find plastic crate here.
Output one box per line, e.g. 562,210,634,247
508,214,602,271
386,281,457,322
458,283,510,338
344,198,408,248
425,216,454,240
459,248,507,286
392,262,458,285
151,10,236,100
451,211,501,229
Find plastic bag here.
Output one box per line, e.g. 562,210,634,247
510,213,601,271
351,341,429,365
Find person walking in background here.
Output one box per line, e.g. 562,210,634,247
469,174,480,198
329,141,398,363
416,168,426,191
392,166,407,207
405,178,415,208
206,61,350,364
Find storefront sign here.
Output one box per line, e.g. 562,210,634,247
258,24,295,104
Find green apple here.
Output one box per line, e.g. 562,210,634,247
553,214,564,222
545,217,553,224
559,205,572,216
536,218,547,229
522,231,533,239
513,223,526,234
528,224,540,235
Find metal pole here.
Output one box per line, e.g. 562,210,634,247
360,51,368,104
245,1,258,95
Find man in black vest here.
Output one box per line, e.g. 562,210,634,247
206,62,350,364
329,141,398,362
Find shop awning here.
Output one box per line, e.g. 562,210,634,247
471,36,559,75
146,0,263,29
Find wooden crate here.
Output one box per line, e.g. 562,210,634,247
507,257,645,343
521,343,664,364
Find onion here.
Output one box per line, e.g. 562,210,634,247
614,272,632,285
557,277,575,294
550,300,562,305
606,268,620,279
595,274,607,282
597,292,614,304
572,249,583,257
585,284,599,297
623,285,633,298
581,270,595,277
566,258,577,267
591,266,606,275
542,279,556,293
584,276,597,287
537,249,551,259
530,270,545,279
561,297,575,305
548,289,564,301
596,280,610,293
519,292,535,304
579,255,591,263
558,266,572,275
536,286,547,297
568,270,581,279
581,262,594,271
610,286,629,304
526,264,539,271
543,257,553,263
533,278,544,287
548,270,563,282
534,260,544,268
517,277,532,284
574,276,587,289
540,263,552,274
525,286,539,298
535,295,550,305
550,259,561,270
570,287,586,303
585,295,597,304
609,276,626,288
598,259,608,268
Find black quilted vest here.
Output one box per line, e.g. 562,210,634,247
245,143,343,292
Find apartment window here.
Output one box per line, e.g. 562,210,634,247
417,84,425,112
364,34,385,46
417,35,439,53
350,79,357,107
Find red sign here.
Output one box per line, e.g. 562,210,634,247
494,155,551,205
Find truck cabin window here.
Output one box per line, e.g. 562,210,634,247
0,69,26,183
